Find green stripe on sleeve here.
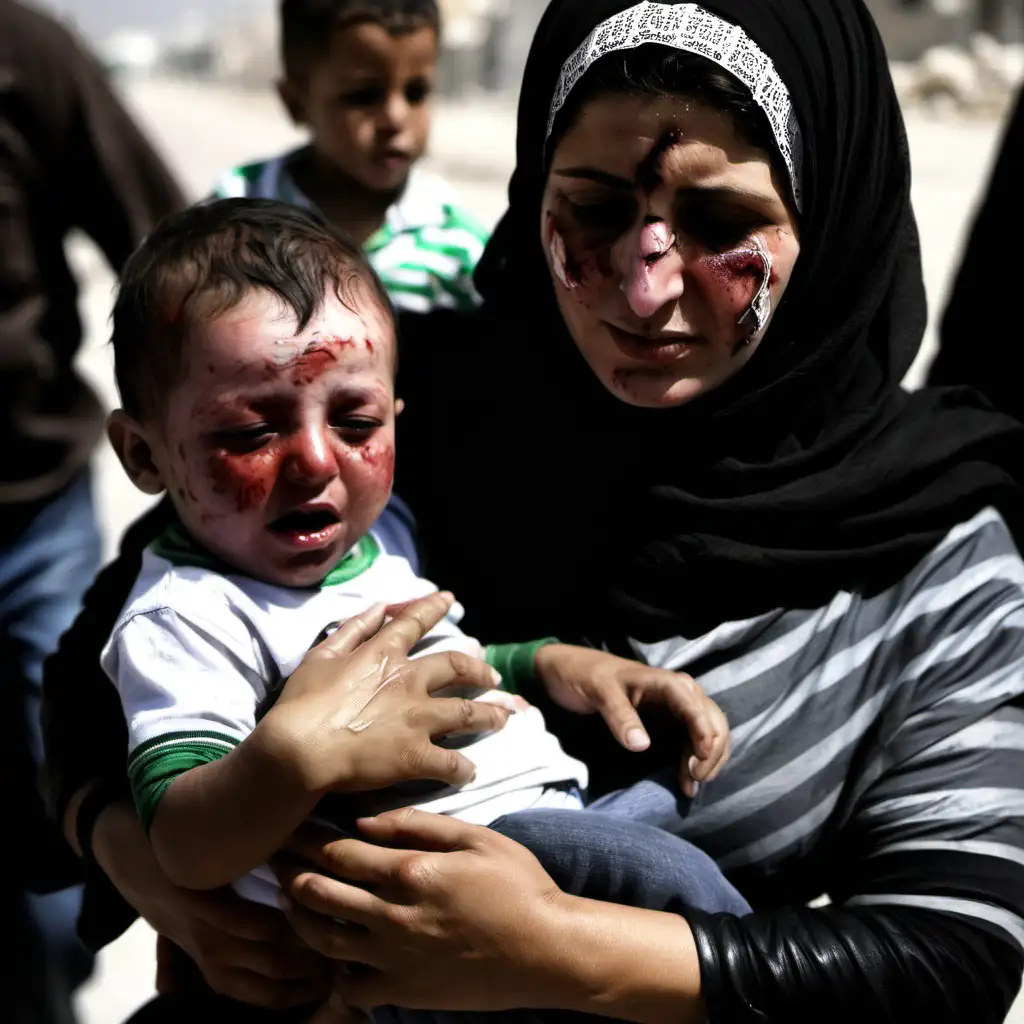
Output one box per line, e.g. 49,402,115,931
435,273,480,311
377,277,436,300
485,639,560,695
442,204,490,244
128,732,239,834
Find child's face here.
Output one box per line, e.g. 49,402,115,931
123,287,397,588
281,21,437,194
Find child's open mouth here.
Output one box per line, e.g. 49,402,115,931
268,507,342,547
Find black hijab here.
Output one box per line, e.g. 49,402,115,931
399,0,1024,647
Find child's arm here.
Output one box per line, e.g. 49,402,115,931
109,607,320,890
494,642,731,797
111,599,507,891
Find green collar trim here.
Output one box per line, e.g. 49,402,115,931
151,521,229,573
321,534,380,587
151,522,380,588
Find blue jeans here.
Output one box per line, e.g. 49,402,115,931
2,471,101,1023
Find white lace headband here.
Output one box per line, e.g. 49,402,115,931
545,2,804,211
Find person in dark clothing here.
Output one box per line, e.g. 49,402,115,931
1,1,184,1019
40,0,1024,1022
927,84,1024,417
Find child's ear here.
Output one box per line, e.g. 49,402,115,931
394,398,405,417
107,410,167,496
276,78,307,126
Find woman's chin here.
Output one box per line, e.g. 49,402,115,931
604,366,710,409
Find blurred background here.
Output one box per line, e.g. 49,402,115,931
20,0,1024,1019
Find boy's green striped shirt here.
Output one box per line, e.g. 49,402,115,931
213,148,489,314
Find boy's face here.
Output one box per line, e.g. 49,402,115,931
281,21,437,194
120,287,397,588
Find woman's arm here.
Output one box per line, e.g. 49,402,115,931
40,500,170,836
279,811,706,1023
94,798,329,1009
281,685,1024,1024
689,902,1021,1023
687,695,1024,1024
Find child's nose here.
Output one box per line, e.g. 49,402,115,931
284,427,336,487
380,92,410,131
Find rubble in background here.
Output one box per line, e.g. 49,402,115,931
892,34,1024,114
99,2,1023,120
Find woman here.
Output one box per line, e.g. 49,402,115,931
41,0,1024,1021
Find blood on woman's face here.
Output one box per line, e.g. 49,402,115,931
540,93,800,409
150,288,397,587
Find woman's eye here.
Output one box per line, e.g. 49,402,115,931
680,209,765,252
564,197,634,233
215,426,275,453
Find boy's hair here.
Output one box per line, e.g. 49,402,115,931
112,198,394,421
280,0,440,81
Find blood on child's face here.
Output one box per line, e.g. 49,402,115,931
154,289,396,588
540,93,801,409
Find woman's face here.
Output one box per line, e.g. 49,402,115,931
541,93,800,408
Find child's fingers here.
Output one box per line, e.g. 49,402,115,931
702,702,731,780
595,686,651,752
685,701,730,787
660,673,716,758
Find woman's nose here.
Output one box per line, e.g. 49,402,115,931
284,426,337,487
617,219,685,320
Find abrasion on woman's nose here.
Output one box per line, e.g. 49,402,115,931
621,217,682,318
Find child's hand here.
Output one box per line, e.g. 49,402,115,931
534,645,729,797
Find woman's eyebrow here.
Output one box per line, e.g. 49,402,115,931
554,169,778,208
554,167,634,190
678,185,778,206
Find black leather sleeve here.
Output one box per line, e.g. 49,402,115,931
689,899,1021,1022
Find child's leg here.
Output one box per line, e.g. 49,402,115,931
488,807,750,917
584,767,694,835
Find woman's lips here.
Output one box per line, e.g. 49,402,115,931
606,323,698,364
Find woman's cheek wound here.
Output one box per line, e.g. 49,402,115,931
545,207,614,302
692,233,777,353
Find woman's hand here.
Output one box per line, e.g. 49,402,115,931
93,799,329,1009
534,645,730,796
279,811,707,1024
257,592,511,798
277,810,576,1016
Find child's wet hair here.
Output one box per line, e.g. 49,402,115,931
112,198,394,420
280,0,440,81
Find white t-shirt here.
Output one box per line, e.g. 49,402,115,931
102,514,586,906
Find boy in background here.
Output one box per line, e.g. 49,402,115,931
215,0,487,313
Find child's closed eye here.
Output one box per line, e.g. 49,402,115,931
213,424,275,453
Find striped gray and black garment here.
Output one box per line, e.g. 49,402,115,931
607,506,1024,973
